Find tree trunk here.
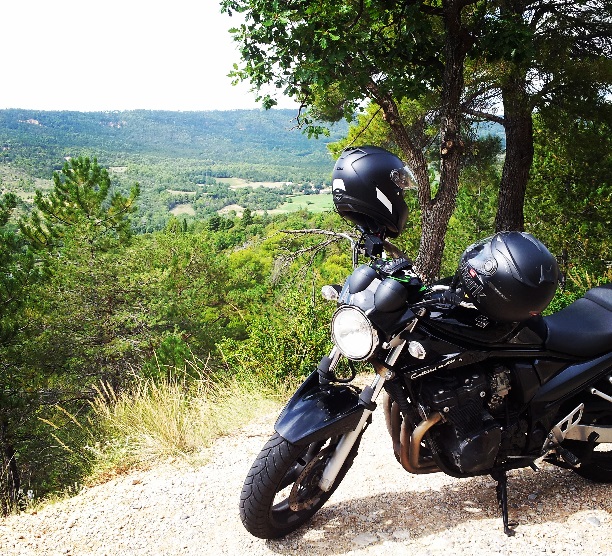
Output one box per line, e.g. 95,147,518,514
366,1,472,281
495,0,533,233
370,0,470,281
414,0,469,281
496,73,533,232
417,199,456,279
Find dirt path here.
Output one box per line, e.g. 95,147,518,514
1,409,610,555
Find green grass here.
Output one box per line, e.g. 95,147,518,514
271,193,334,214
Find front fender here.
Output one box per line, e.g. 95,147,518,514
275,371,365,445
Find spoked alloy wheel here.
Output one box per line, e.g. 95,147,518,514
239,431,360,539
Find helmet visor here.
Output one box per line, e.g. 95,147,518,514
390,165,417,190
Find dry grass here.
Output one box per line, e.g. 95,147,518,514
84,375,282,481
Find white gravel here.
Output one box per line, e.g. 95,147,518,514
0,408,610,555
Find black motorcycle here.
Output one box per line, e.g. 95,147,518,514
238,146,612,539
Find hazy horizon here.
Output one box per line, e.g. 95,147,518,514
1,1,297,113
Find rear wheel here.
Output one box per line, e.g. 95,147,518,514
564,439,612,483
562,385,612,483
239,431,361,539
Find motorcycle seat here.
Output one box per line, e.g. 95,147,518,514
544,283,612,357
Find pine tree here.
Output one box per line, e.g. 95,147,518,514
20,156,140,253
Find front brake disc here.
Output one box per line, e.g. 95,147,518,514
288,446,333,511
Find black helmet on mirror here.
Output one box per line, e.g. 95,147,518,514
458,231,559,323
331,146,414,238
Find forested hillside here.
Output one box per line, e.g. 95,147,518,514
0,109,347,231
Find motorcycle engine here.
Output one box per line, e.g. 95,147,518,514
419,369,507,474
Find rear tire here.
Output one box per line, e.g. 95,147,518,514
239,431,360,539
564,439,612,483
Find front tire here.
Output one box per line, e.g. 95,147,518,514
239,431,360,539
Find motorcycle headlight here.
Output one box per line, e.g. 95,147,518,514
331,306,379,360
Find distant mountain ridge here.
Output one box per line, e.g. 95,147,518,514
0,108,504,232
0,108,347,181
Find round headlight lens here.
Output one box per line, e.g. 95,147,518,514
331,306,378,360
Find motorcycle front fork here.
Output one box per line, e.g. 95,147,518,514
317,342,406,492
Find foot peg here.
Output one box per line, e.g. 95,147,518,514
556,445,580,468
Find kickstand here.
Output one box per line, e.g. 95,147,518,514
491,470,517,536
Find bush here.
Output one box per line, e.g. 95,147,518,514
33,356,284,506
545,266,612,314
219,288,334,384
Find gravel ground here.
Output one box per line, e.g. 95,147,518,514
0,407,610,556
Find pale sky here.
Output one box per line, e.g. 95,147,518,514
0,1,295,112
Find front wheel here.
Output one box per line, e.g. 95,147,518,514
239,431,361,539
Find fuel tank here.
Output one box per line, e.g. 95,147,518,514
421,305,547,347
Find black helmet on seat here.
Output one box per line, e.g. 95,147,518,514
458,231,559,322
331,146,413,238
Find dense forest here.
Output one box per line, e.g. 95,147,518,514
0,109,349,231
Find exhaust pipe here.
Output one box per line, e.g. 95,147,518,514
401,411,442,474
383,392,441,474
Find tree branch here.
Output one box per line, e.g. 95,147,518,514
281,228,357,245
463,108,505,126
343,106,383,148
348,0,364,30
